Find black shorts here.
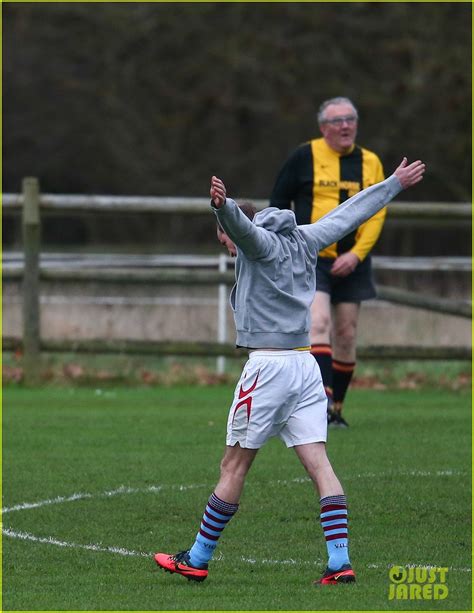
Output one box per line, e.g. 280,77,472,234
316,256,376,304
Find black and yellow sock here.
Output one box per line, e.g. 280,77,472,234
311,344,333,404
332,359,356,412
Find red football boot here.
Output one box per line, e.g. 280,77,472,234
154,550,208,582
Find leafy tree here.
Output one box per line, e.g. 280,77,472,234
3,2,471,202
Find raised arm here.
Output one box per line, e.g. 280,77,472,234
210,176,274,260
299,158,426,252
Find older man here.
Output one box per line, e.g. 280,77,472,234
270,97,386,427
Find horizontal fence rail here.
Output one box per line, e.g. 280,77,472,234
3,253,472,272
376,286,471,319
3,177,472,383
2,192,472,218
3,268,471,318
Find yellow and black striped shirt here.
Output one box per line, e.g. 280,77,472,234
270,138,386,260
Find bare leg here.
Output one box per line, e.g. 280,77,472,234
293,442,353,578
332,302,359,417
310,291,334,408
214,443,259,503
182,444,258,569
310,291,332,345
293,441,343,498
332,302,359,362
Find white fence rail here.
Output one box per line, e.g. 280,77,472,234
2,192,472,218
3,178,472,384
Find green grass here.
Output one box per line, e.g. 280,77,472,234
2,385,471,611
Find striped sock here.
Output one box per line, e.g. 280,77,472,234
311,344,333,405
188,493,239,568
320,494,350,570
332,359,356,408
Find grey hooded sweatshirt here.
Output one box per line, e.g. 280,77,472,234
213,174,403,349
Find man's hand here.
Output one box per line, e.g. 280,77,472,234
330,251,360,277
394,157,426,189
210,176,227,208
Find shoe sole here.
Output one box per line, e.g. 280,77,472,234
160,566,207,582
318,575,356,585
314,570,356,585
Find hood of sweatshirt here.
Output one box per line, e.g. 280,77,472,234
253,207,297,236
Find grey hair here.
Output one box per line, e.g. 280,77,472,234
317,97,358,124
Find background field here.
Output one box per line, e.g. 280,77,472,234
3,384,471,611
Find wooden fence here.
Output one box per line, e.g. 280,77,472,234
3,177,472,384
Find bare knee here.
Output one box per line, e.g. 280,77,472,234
311,312,331,338
294,442,330,475
293,443,343,497
298,448,332,479
333,304,359,358
334,321,357,354
310,293,332,341
220,456,247,481
219,445,257,480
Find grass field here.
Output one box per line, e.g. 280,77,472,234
2,384,472,611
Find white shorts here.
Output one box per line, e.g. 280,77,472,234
226,350,328,449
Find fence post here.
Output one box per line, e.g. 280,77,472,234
22,177,41,385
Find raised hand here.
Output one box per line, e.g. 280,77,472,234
394,157,426,189
210,176,227,208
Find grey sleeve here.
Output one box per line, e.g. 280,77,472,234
298,175,403,252
212,198,274,260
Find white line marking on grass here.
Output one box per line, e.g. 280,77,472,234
237,555,323,566
3,528,471,574
2,482,208,514
346,469,468,479
4,469,470,573
3,469,467,514
2,528,152,558
366,562,472,573
2,492,93,514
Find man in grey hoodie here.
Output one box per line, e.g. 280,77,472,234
155,158,425,585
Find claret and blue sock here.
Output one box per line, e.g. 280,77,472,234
188,492,239,568
154,492,239,581
319,494,350,571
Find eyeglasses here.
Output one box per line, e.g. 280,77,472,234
321,115,358,127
